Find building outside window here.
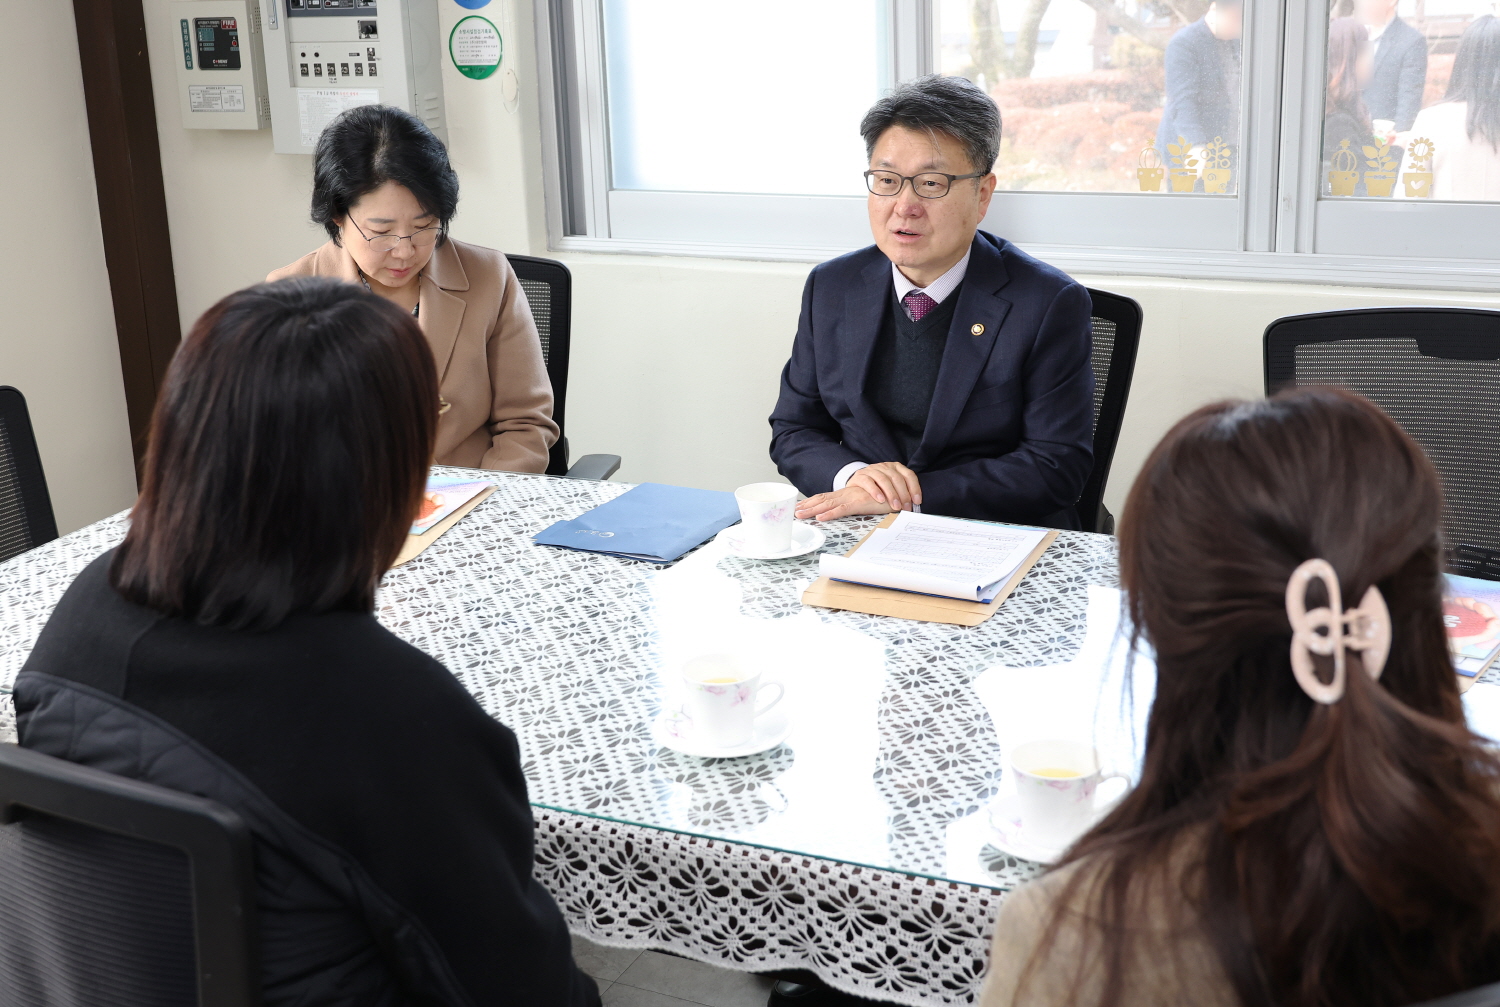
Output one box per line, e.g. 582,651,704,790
540,0,1500,290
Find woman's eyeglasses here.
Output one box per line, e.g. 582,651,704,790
350,219,443,252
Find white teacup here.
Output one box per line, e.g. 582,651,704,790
680,653,785,748
1011,739,1128,848
733,482,798,554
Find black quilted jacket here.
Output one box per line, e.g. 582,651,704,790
14,552,598,1007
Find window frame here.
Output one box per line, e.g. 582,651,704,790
535,0,1500,292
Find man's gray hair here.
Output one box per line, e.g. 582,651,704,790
859,74,1002,175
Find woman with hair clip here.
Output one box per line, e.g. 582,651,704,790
270,103,559,472
980,388,1500,1007
1399,14,1500,200
12,278,597,1005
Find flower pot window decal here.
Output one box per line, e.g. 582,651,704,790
1363,139,1399,197
1137,142,1164,192
1166,136,1198,192
1328,139,1359,196
1402,137,1435,198
1201,137,1232,194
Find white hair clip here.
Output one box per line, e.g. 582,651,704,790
1285,558,1391,704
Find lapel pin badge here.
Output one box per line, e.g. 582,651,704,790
970,323,985,336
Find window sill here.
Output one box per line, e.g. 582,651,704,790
550,235,1500,294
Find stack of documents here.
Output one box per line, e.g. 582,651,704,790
533,483,741,563
819,512,1051,603
1446,572,1500,681
412,475,494,535
395,474,498,566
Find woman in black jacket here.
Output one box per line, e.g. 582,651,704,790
14,277,598,1007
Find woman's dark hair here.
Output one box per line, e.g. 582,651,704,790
860,73,1001,175
1326,18,1372,131
1026,388,1500,1006
311,104,459,245
1445,14,1500,151
110,277,437,631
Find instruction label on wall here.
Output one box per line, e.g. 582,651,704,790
189,85,245,112
449,16,501,80
297,89,380,147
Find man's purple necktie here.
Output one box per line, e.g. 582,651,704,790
904,290,938,322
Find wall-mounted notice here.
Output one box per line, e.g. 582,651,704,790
449,15,501,80
190,84,246,112
297,88,380,147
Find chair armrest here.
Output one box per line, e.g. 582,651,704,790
564,454,622,481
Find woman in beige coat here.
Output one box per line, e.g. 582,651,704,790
269,104,557,472
983,389,1500,1007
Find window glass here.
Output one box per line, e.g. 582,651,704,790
1322,0,1500,202
602,0,885,196
939,0,1245,194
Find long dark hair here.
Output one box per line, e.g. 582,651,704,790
111,277,437,630
1446,14,1500,151
1028,389,1500,1006
311,104,459,245
1326,18,1371,131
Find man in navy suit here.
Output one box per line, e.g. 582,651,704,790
1357,0,1427,137
769,74,1093,529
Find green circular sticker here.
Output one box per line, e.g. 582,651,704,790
450,15,501,80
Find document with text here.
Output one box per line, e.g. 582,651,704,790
818,511,1050,602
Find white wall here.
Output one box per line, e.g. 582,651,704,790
556,257,1500,516
135,0,1500,520
0,3,138,534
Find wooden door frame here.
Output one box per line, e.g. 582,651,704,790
72,0,182,479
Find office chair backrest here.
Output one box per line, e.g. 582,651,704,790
0,743,259,1007
1407,981,1500,1007
0,387,57,563
1079,289,1143,533
1264,308,1500,578
507,254,574,477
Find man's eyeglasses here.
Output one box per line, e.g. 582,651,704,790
349,218,443,252
864,169,985,199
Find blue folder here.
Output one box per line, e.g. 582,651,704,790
532,483,741,563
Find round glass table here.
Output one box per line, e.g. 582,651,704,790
0,469,1120,1004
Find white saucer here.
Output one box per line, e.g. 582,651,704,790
651,706,792,758
986,793,1095,865
715,522,826,560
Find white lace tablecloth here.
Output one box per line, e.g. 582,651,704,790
0,470,1124,1004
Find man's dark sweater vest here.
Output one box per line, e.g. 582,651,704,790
867,285,962,464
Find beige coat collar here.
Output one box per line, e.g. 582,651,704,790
311,238,468,380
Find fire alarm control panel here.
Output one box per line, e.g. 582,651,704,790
172,0,271,129
261,0,446,155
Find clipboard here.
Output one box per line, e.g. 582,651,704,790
394,484,497,566
800,514,1059,626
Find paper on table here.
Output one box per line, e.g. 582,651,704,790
818,511,1050,602
1464,682,1500,745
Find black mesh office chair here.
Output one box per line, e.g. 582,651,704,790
1408,982,1500,1007
506,255,621,481
1078,289,1143,534
0,743,259,1007
0,387,57,563
1264,308,1500,577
